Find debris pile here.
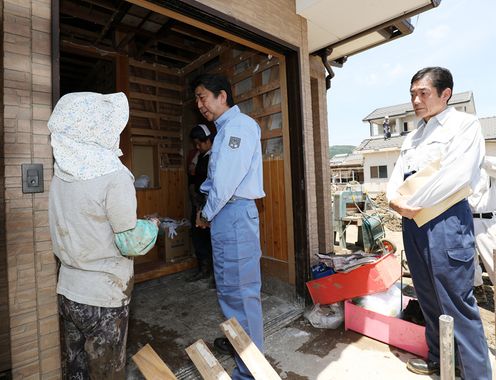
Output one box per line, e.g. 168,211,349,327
370,192,402,232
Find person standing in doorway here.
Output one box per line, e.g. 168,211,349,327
192,73,265,380
186,124,214,282
387,67,491,379
469,155,496,303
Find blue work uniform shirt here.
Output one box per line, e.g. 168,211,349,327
200,105,265,221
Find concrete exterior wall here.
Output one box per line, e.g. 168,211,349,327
485,141,496,157
362,150,399,193
1,0,321,377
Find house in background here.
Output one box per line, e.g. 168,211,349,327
330,153,364,184
355,91,476,192
481,116,496,155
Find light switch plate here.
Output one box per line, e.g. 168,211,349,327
21,163,44,193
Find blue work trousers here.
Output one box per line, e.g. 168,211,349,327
211,199,263,380
403,200,491,379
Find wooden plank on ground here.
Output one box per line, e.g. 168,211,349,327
220,318,281,380
132,343,177,380
185,339,231,380
130,128,180,138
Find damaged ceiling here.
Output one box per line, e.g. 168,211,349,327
59,0,225,70
59,0,230,94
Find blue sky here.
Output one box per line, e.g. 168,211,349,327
327,0,496,146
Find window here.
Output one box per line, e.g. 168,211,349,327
370,165,388,179
403,122,408,132
132,145,159,188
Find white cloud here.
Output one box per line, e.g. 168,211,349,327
352,72,380,86
389,64,405,79
424,24,451,45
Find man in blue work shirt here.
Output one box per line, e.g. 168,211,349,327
192,73,265,380
387,67,492,379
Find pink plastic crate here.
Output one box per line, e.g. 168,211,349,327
306,252,401,305
344,297,428,358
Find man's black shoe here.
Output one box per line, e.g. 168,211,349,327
214,337,235,356
407,359,460,376
407,359,440,375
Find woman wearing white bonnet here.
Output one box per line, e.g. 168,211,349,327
48,92,157,378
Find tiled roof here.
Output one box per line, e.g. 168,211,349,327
362,91,473,121
354,134,406,152
355,116,496,152
330,153,363,166
481,116,496,139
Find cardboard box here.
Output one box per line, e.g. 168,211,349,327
306,252,401,305
345,297,428,358
157,226,192,263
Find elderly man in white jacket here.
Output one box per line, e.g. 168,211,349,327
469,156,496,303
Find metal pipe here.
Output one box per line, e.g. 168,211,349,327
315,47,335,90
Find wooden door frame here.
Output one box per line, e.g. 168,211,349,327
51,0,310,298
136,0,310,297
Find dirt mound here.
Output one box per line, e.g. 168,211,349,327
370,192,402,232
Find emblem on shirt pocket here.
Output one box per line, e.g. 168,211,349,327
228,136,241,149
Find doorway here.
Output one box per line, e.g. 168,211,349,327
52,0,310,374
55,0,301,289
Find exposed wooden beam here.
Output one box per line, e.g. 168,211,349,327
250,105,282,120
146,49,191,64
131,111,181,123
181,42,230,75
169,24,219,44
95,1,132,46
231,59,280,86
136,19,175,59
124,0,282,58
156,36,204,55
60,1,109,26
235,80,280,104
61,23,102,41
61,40,119,58
128,58,181,75
60,56,96,68
79,0,116,12
116,10,153,51
128,91,182,105
116,21,153,39
131,137,183,152
130,128,180,138
129,76,181,91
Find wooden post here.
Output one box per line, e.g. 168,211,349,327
220,318,281,380
439,315,455,380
